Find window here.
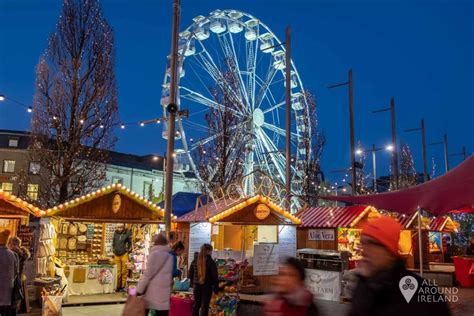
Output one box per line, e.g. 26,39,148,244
143,181,153,199
29,162,41,175
27,184,39,200
3,160,15,173
111,177,123,184
8,139,19,148
1,182,13,193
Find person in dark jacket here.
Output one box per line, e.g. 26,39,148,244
189,251,199,288
0,230,18,316
190,244,218,316
112,224,131,291
264,257,317,316
170,241,185,278
7,236,30,313
349,216,451,316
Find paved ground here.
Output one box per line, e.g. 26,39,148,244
23,288,474,316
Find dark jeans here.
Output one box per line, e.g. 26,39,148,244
0,306,14,316
192,284,213,316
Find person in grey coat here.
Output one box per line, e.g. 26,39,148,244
137,233,173,316
0,229,19,316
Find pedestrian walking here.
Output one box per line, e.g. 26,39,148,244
349,216,451,316
264,257,317,316
136,233,173,316
189,244,218,316
170,241,185,278
7,237,30,313
0,230,18,316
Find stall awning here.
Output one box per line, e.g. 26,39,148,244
429,216,459,233
177,195,301,225
44,183,169,222
0,189,42,217
295,205,377,228
321,155,474,215
394,211,430,230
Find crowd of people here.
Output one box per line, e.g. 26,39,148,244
1,215,456,315
0,229,30,316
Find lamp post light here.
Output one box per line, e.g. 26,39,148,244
356,144,394,192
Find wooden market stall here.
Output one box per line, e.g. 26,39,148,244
177,194,300,295
37,183,169,301
428,216,459,263
0,188,41,236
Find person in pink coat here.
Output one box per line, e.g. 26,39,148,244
137,233,173,316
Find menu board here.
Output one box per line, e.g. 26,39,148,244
278,225,296,262
253,244,279,276
188,222,212,266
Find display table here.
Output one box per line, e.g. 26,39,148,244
452,256,474,287
66,264,117,295
170,295,193,316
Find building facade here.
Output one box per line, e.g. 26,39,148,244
0,130,200,204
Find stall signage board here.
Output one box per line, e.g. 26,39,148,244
305,269,341,301
308,229,335,241
188,222,212,266
278,225,296,262
254,203,271,220
253,244,279,276
112,194,122,213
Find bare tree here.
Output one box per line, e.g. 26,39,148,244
193,65,247,194
300,91,325,205
29,0,118,206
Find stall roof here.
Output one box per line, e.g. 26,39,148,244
429,216,459,233
295,205,378,228
393,211,431,230
44,183,174,222
0,189,42,217
321,155,474,215
177,195,301,225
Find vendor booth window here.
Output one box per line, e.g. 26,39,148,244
27,184,39,200
29,162,41,175
257,226,278,243
1,182,13,193
3,160,15,173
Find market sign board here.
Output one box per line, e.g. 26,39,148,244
253,244,279,276
254,203,271,220
188,222,212,267
308,229,335,241
305,269,341,301
112,194,122,213
278,225,296,261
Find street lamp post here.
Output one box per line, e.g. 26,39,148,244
405,119,428,182
285,26,292,211
450,146,468,161
356,144,394,192
429,133,449,173
328,70,356,195
164,0,181,236
372,97,399,189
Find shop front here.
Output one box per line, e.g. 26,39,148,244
175,194,300,315
36,183,170,303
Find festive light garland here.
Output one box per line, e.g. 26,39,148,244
44,183,176,220
0,188,43,216
208,194,301,224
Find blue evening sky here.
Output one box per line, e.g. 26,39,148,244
0,0,472,184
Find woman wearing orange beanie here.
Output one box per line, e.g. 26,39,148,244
348,216,451,316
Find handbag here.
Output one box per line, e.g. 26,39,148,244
122,254,171,316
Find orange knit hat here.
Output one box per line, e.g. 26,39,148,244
361,216,401,257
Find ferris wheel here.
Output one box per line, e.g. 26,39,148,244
161,9,311,208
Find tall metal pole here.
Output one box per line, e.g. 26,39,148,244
390,97,399,189
421,119,428,182
348,70,356,195
372,144,377,193
164,0,181,235
443,134,449,173
417,208,423,276
285,26,292,210
462,146,467,160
